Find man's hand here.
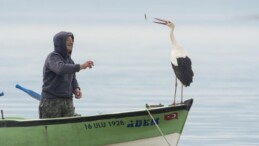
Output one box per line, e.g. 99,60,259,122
74,88,82,99
80,61,94,70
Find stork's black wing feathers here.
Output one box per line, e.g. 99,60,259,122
171,56,194,86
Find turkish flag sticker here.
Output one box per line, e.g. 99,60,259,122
164,112,178,120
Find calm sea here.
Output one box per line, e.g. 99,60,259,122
1,19,259,146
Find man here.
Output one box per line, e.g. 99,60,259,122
39,31,94,118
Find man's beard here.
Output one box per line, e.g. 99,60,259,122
67,50,72,56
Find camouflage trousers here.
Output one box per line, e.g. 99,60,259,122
39,98,75,119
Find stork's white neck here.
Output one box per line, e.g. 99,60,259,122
170,28,178,47
169,26,188,66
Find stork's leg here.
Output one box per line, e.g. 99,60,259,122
173,76,177,105
181,84,183,104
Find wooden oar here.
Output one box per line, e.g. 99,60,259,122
0,92,4,96
15,84,41,101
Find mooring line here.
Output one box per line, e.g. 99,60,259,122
146,108,171,146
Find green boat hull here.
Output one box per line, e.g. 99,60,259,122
0,99,193,146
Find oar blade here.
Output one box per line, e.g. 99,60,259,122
16,84,41,101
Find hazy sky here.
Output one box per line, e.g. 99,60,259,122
1,0,259,83
1,0,259,44
1,0,259,25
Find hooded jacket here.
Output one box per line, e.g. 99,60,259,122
41,31,80,99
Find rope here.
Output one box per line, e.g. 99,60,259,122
146,108,171,146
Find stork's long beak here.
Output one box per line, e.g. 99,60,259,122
153,18,168,25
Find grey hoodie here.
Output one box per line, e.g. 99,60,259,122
41,31,80,99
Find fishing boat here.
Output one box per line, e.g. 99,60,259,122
0,86,193,146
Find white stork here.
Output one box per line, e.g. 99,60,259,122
154,18,194,104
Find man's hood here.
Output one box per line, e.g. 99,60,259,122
53,31,74,59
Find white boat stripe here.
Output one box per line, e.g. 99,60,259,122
107,133,181,146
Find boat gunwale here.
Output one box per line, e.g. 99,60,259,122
0,99,193,128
